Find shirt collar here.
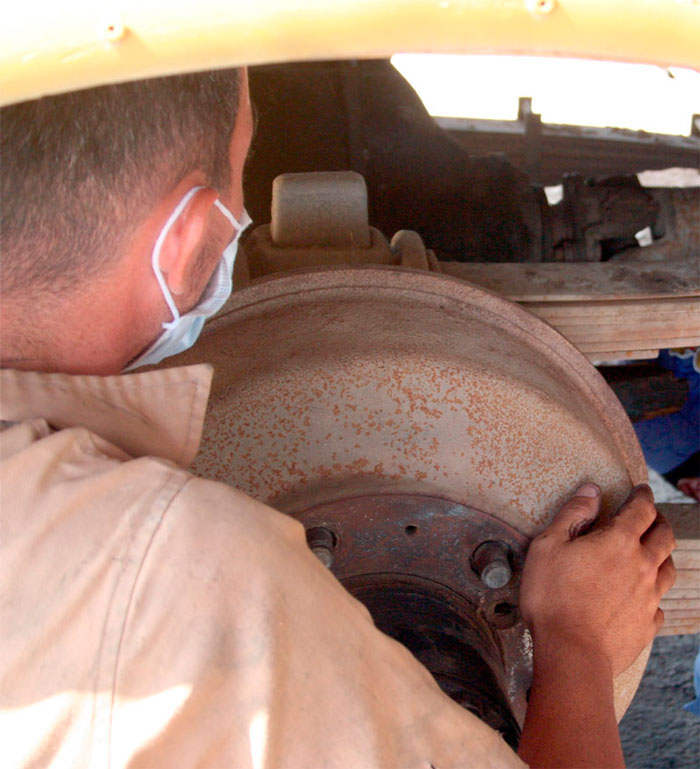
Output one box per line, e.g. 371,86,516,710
0,364,213,467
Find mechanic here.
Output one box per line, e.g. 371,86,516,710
0,67,676,769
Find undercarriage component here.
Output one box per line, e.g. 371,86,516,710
169,266,649,726
271,171,371,248
551,174,660,262
438,97,699,187
242,171,439,282
613,186,700,263
246,61,550,263
241,168,698,294
550,176,700,263
246,60,700,264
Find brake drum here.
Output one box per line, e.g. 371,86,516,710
170,266,649,729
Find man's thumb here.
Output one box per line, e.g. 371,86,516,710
550,483,602,540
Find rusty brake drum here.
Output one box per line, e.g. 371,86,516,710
169,265,648,740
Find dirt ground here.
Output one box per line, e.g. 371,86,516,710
618,469,699,767
620,633,699,769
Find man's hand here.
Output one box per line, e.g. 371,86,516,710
517,483,676,769
520,482,676,677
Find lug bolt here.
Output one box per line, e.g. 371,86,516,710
306,526,337,568
472,541,512,589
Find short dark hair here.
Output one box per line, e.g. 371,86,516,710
0,69,241,296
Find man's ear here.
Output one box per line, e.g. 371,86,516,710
157,187,219,296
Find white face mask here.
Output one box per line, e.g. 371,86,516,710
123,186,251,372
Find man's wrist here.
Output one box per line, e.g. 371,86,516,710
520,630,623,769
529,627,615,682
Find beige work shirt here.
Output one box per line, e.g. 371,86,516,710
0,365,526,769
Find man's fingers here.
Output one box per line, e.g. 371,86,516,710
641,512,677,565
613,484,658,538
657,555,677,597
547,483,602,541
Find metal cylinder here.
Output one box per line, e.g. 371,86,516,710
472,541,512,589
306,526,337,568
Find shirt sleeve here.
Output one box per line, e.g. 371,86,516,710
110,475,527,769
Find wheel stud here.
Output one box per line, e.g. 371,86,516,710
306,526,337,568
472,541,512,589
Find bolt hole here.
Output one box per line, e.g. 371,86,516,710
405,524,418,536
494,602,514,617
306,526,337,550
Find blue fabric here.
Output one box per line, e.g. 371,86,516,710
635,349,700,474
637,350,700,719
683,645,700,717
659,348,700,380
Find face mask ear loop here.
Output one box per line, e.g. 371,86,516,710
213,199,252,233
152,186,206,330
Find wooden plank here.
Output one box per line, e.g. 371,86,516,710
585,350,659,362
527,325,698,354
573,341,698,354
506,312,698,348
526,298,700,322
670,569,700,590
439,262,700,303
659,625,700,636
577,339,698,353
659,503,700,542
659,600,700,613
439,262,700,359
673,551,700,570
662,588,700,600
659,614,700,625
659,624,700,635
549,332,700,351
661,619,700,634
649,505,700,634
556,332,698,347
528,312,698,334
557,330,698,346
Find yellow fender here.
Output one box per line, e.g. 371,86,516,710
2,0,698,107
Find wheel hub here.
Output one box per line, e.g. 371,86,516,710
296,493,529,745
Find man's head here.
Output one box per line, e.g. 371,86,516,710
0,67,252,374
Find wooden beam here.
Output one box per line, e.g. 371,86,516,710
658,503,700,541
657,503,700,636
440,262,700,362
439,262,700,302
